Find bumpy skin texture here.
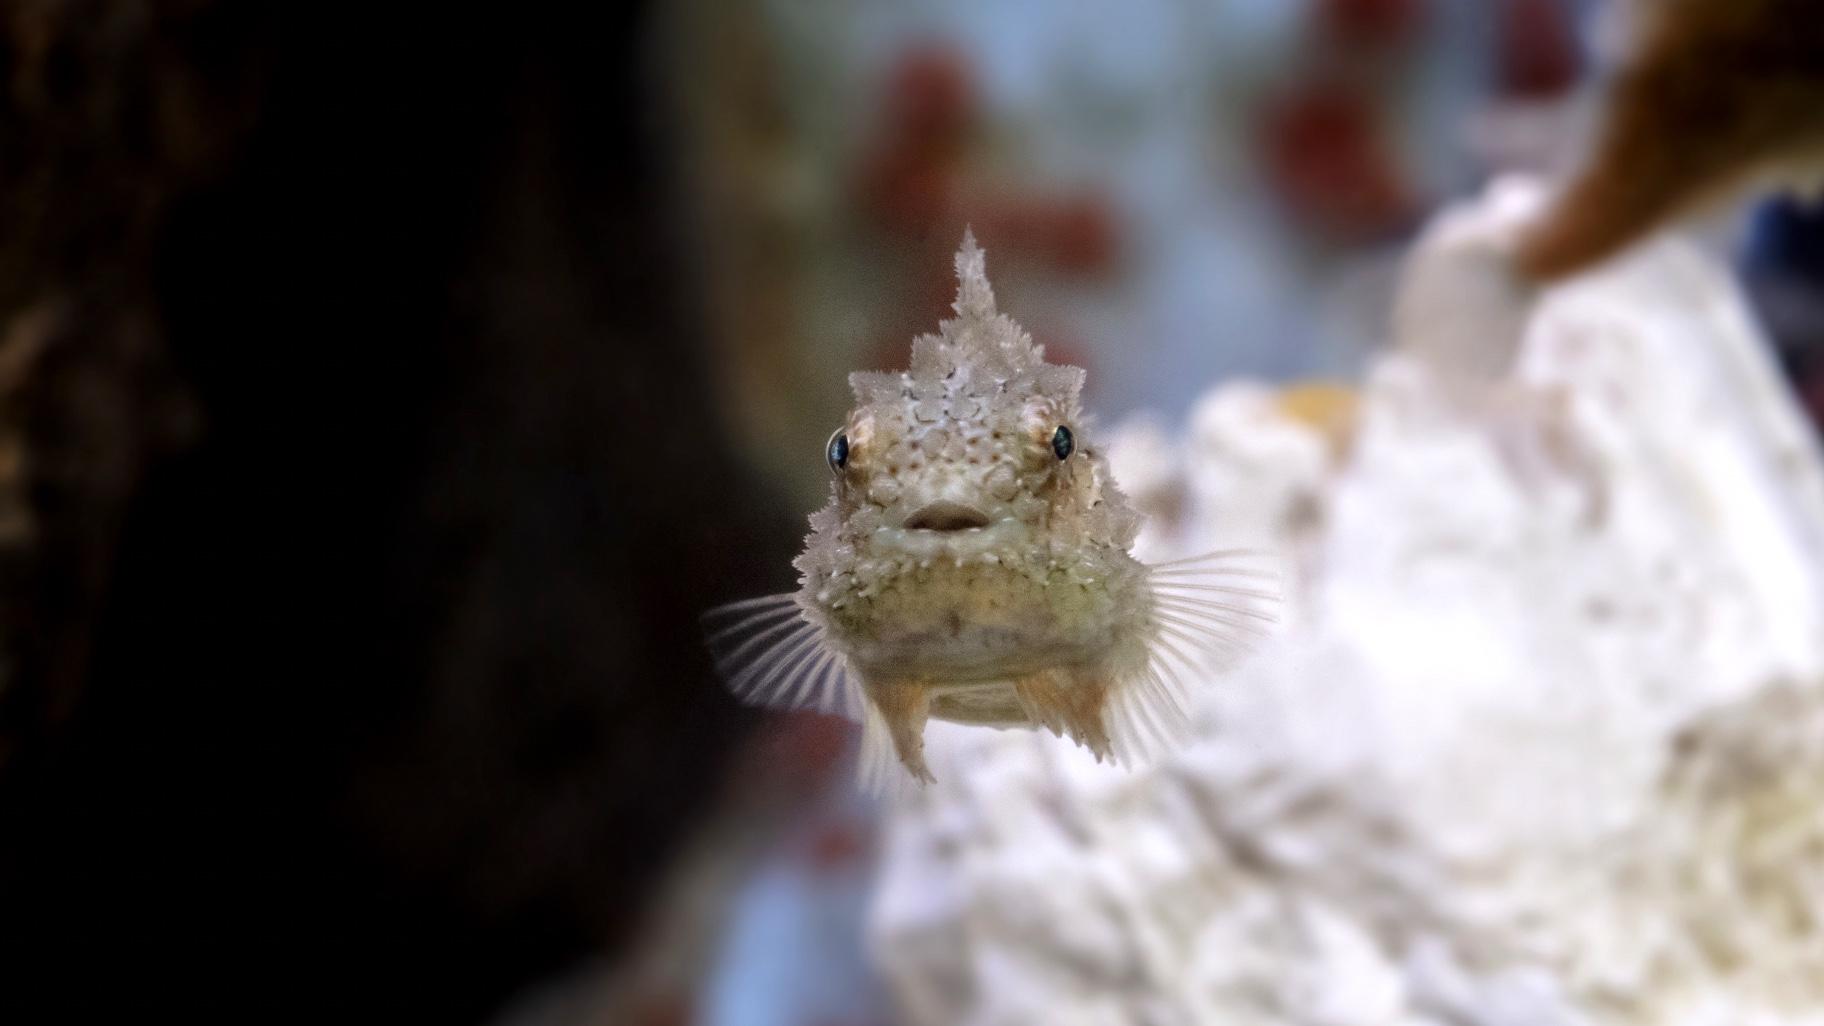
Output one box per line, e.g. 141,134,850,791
795,233,1153,779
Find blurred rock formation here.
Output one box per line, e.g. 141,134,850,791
871,180,1824,1026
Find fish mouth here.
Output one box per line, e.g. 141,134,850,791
876,512,1027,557
901,501,993,532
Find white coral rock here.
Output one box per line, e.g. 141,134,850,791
868,180,1824,1026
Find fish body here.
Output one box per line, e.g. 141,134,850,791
708,233,1271,787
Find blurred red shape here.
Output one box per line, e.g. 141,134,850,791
1318,0,1425,48
629,993,691,1026
858,45,975,234
1258,82,1414,242
1497,0,1581,99
768,712,852,781
857,43,1121,276
805,821,867,871
1797,371,1824,432
975,197,1119,276
883,45,973,144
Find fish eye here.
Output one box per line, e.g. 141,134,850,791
827,428,849,473
1051,425,1074,461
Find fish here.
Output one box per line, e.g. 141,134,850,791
705,231,1275,788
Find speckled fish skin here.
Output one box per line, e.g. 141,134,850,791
802,233,1153,779
707,232,1271,788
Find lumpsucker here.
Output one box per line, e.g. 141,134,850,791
706,232,1274,788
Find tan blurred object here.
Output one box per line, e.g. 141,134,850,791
1516,0,1824,281
1275,382,1359,459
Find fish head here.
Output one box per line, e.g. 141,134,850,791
837,356,1089,558
796,232,1146,679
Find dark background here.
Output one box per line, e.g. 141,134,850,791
0,3,794,1020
